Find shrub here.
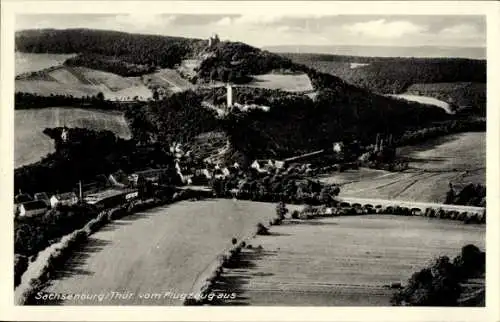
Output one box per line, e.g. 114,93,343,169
256,223,269,235
14,254,29,288
291,210,299,219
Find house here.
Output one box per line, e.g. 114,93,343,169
222,167,231,177
333,142,343,153
109,170,129,188
251,160,268,173
274,160,285,170
85,189,134,209
50,192,79,208
214,168,226,179
19,200,48,217
34,192,50,207
202,169,212,179
15,193,33,204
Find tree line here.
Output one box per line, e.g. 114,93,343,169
16,28,206,69
64,53,156,77
14,127,177,196
15,92,121,110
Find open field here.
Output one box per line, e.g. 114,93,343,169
15,108,130,167
38,199,277,305
405,82,486,110
215,215,484,306
246,73,313,92
388,94,453,113
16,65,152,100
15,52,76,76
320,132,485,203
146,68,195,93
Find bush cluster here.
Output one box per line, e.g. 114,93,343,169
211,170,339,205
392,244,485,306
184,238,248,305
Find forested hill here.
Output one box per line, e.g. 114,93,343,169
282,53,486,94
16,28,458,163
15,28,206,68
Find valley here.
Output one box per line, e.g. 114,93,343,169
12,27,487,309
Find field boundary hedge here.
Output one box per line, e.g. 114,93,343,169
15,189,205,305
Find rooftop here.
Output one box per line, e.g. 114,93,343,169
21,200,48,211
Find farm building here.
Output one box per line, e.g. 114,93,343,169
251,159,285,173
128,168,170,186
84,188,138,210
34,192,50,207
15,193,33,204
109,170,130,188
333,142,343,153
50,192,79,208
18,200,48,217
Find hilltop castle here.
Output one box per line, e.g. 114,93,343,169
208,33,220,48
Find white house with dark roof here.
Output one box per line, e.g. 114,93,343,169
34,192,50,207
19,200,48,217
50,192,78,208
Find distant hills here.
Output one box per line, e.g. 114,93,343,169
263,45,486,60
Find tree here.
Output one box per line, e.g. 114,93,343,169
96,92,105,101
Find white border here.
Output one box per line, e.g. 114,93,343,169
1,1,499,321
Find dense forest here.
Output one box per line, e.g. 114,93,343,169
283,53,486,93
282,53,486,112
221,88,449,160
14,127,177,195
123,91,220,147
197,41,295,83
16,28,206,68
125,85,450,163
64,53,156,77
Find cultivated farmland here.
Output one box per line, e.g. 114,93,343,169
16,64,152,100
15,107,130,167
214,215,485,306
37,199,277,305
321,132,485,203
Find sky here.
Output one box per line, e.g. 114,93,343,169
15,13,486,48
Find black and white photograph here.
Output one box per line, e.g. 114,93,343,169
1,1,499,321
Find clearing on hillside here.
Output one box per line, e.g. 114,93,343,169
145,68,195,93
388,94,454,114
214,215,484,306
405,82,486,111
15,107,130,167
15,52,77,76
320,132,485,203
245,73,313,93
35,199,277,305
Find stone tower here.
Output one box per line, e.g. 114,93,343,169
226,84,233,108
